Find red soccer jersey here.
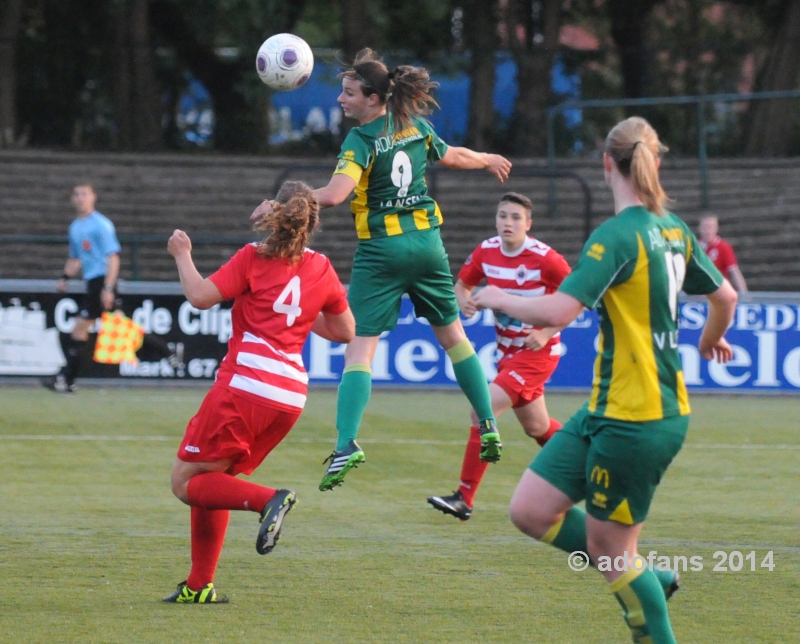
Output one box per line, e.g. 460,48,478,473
699,236,738,277
209,244,348,412
459,236,571,364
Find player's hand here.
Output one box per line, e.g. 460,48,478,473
56,278,67,292
485,154,512,183
473,285,507,311
250,199,277,221
460,299,479,318
523,328,549,351
699,337,733,363
168,229,192,257
101,289,115,311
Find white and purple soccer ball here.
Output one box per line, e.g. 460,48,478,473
255,34,314,91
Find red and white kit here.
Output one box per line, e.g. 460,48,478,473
459,236,571,406
699,236,739,278
179,244,348,472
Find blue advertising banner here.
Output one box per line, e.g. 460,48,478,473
2,281,799,393
303,296,800,392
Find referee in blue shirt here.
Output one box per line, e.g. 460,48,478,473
43,183,121,393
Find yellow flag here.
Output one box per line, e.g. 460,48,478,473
93,312,145,366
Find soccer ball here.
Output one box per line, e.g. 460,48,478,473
255,34,314,91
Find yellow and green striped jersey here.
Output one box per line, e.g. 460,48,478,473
333,115,449,240
559,206,724,421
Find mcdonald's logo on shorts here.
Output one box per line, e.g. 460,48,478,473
590,466,610,489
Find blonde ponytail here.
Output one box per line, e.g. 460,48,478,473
606,117,671,216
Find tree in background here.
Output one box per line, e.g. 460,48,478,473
502,0,561,155
0,0,24,147
606,0,663,101
463,0,499,150
112,0,163,150
743,0,800,156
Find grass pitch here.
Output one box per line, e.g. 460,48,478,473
1,386,798,643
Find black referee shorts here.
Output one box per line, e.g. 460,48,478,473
79,276,112,320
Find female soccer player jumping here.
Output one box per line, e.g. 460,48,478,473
163,181,354,603
473,117,737,643
309,48,513,491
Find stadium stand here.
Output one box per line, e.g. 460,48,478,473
1,150,798,290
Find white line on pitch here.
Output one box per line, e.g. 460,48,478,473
0,435,798,450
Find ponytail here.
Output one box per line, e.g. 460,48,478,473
340,48,439,133
253,181,320,263
605,117,671,216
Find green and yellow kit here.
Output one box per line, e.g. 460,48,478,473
333,114,459,336
334,114,449,240
532,206,725,524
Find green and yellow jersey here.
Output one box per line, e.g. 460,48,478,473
333,115,449,240
559,206,724,422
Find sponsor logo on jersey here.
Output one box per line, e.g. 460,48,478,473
82,240,91,251
591,492,608,508
185,445,200,453
336,159,349,171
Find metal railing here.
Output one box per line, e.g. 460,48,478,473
1,165,594,280
546,89,800,213
0,234,255,280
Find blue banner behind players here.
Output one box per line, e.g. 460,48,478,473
1,282,799,392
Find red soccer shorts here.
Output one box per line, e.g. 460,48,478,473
493,349,560,409
178,385,301,476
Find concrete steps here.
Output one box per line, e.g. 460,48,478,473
1,150,798,290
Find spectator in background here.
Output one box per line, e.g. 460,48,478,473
42,183,120,393
698,214,748,292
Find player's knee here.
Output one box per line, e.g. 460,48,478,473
522,417,549,438
170,470,190,504
586,531,613,562
509,496,549,539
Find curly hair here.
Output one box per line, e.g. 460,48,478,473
340,48,439,133
253,181,320,263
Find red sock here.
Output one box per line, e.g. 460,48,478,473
187,506,229,590
458,425,489,508
535,418,562,447
187,471,276,513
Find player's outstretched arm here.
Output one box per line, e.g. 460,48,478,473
438,147,512,183
314,174,358,209
312,309,355,344
699,280,737,362
474,287,583,328
168,229,224,310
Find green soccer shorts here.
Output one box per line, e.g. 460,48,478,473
348,228,460,336
530,404,688,525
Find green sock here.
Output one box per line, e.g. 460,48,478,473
541,508,677,597
611,569,677,644
653,568,677,593
541,506,587,554
335,364,372,451
447,341,494,423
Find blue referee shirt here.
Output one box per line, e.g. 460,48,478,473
68,211,121,281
